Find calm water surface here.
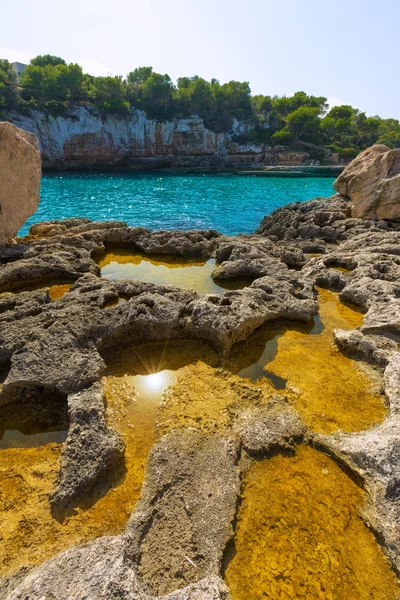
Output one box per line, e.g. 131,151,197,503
20,173,334,236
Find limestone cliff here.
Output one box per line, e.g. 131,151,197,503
9,107,313,171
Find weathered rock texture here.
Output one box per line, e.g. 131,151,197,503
9,107,335,171
2,195,400,598
0,122,41,245
333,144,400,221
49,383,125,512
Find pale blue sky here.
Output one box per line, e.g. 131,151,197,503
2,0,398,119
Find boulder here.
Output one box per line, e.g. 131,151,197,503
0,121,41,245
333,144,400,221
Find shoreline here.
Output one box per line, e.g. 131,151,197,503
40,164,343,177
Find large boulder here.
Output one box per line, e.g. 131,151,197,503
333,144,400,221
0,121,41,245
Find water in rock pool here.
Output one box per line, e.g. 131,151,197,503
230,287,387,433
98,247,250,293
0,291,388,578
0,340,219,575
19,173,335,236
0,281,72,299
224,445,398,599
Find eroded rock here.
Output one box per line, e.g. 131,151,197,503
333,144,400,221
0,122,41,245
49,383,125,513
1,204,400,597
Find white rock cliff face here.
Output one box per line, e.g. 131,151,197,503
0,122,41,245
10,107,267,170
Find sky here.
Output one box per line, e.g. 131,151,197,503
1,0,399,119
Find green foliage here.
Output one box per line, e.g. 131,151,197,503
127,66,153,85
89,75,130,115
138,73,175,120
271,128,293,145
1,55,400,158
0,59,19,112
30,55,66,67
286,106,321,142
173,76,253,132
319,105,400,158
20,58,86,113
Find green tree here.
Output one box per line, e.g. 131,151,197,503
139,72,175,120
286,106,321,142
89,75,130,115
270,128,293,145
377,118,400,148
57,63,85,103
30,55,66,67
0,59,19,111
127,66,153,85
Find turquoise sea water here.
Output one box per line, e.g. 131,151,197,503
20,173,335,236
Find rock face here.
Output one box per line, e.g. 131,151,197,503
0,122,41,245
333,144,400,221
9,107,332,171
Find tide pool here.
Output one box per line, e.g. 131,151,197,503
20,172,335,236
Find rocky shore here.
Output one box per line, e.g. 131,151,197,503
0,144,399,598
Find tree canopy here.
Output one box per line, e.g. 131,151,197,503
1,54,399,158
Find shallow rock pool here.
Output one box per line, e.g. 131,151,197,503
224,446,398,599
98,246,251,294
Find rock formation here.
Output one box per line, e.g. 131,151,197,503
0,122,41,245
9,107,332,171
333,144,400,221
1,179,400,597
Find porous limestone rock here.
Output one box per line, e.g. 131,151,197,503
0,122,41,245
49,383,125,513
333,144,400,221
2,202,400,597
4,430,239,600
127,430,240,596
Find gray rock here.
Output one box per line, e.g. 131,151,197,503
3,536,140,600
49,383,125,513
126,429,240,596
2,207,400,597
234,397,308,454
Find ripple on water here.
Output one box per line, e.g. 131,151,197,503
224,446,399,600
19,173,335,236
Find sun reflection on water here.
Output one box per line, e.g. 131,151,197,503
132,370,180,401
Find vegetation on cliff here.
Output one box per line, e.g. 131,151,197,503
1,55,400,159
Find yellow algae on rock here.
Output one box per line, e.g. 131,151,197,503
48,283,72,300
232,288,387,433
268,288,386,432
0,280,72,299
224,446,399,600
98,246,245,294
158,362,274,435
0,444,62,575
0,340,221,577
